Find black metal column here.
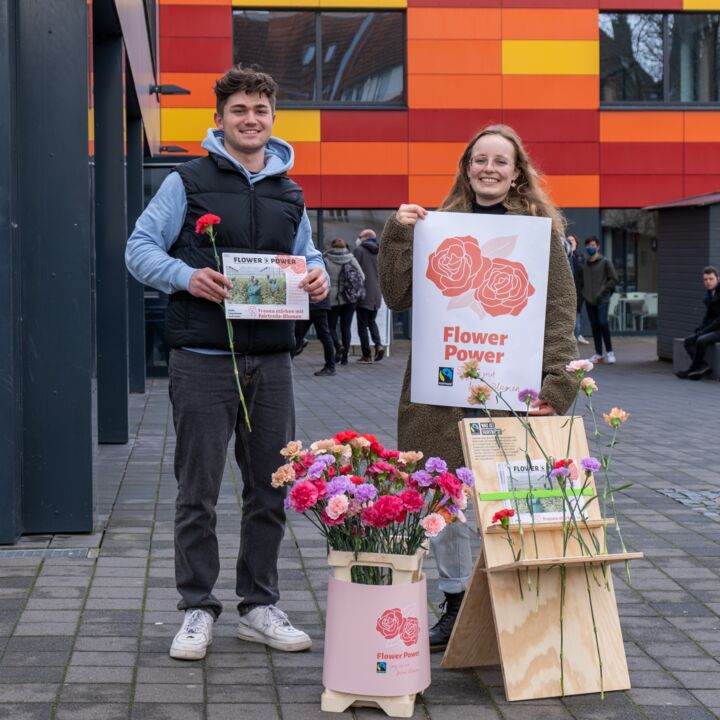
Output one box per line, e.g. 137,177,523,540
94,31,129,442
16,0,93,533
127,107,146,395
0,0,21,543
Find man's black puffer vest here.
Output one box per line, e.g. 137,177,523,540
165,153,304,352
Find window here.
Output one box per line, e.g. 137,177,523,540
232,11,405,107
600,13,720,104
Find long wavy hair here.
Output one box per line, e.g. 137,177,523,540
439,124,566,238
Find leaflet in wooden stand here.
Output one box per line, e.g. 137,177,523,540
442,416,643,702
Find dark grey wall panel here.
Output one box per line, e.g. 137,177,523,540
17,0,93,532
564,208,600,243
0,0,22,543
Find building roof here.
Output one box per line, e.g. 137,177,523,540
644,192,720,211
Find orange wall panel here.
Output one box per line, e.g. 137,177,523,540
600,112,684,142
292,142,322,175
409,175,454,207
408,40,501,75
501,9,598,39
409,75,502,109
160,73,218,108
408,143,465,174
407,8,501,39
542,175,599,207
684,113,720,143
503,75,598,109
321,142,408,175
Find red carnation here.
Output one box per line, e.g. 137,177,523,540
554,458,574,469
399,488,425,513
195,213,221,235
289,481,319,512
437,472,463,498
492,508,515,526
334,430,359,444
373,495,405,524
349,474,365,485
311,480,327,500
379,448,400,461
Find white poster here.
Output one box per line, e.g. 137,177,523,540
411,212,551,412
222,253,309,320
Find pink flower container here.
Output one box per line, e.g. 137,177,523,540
321,549,431,714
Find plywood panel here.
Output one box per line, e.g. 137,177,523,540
408,40,501,75
501,9,598,39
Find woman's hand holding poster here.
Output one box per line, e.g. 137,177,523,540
412,212,551,412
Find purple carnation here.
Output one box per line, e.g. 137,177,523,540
425,457,447,474
456,467,474,487
283,496,292,510
549,467,570,480
315,454,336,467
580,457,601,473
411,470,433,488
306,461,328,480
326,476,354,497
518,388,539,405
352,483,378,503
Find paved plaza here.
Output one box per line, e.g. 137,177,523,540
1,336,719,720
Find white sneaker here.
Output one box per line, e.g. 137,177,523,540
170,608,213,660
577,334,590,345
605,351,616,364
237,605,312,652
588,353,603,363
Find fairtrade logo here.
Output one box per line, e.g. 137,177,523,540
376,608,419,647
426,234,535,320
469,422,481,434
376,662,387,673
438,367,454,386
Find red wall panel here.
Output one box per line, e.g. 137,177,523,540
321,111,408,142
321,176,408,208
159,5,230,36
684,176,720,198
408,109,502,142
600,175,684,207
290,175,322,208
601,143,683,175
684,144,720,175
526,142,599,175
502,110,599,142
161,37,232,73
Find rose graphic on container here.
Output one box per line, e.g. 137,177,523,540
375,608,419,647
426,234,535,319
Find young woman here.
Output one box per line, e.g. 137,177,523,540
378,124,578,650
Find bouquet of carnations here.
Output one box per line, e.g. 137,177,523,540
272,430,473,583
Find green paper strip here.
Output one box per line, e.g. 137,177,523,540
477,488,594,501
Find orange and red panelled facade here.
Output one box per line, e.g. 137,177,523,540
158,0,720,212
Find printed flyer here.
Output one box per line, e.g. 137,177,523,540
222,253,309,320
412,212,551,412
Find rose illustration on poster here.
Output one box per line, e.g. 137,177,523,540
375,608,420,647
426,234,536,319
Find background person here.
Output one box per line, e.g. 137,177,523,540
378,124,578,651
126,65,327,661
353,228,385,363
582,236,618,365
566,234,589,345
323,238,365,366
294,295,336,376
676,266,720,380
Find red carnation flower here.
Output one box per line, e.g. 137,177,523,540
373,495,405,523
492,508,515,525
437,472,462,498
333,430,359,444
399,488,425,513
195,213,221,235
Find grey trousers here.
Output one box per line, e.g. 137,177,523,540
169,349,294,618
431,518,473,594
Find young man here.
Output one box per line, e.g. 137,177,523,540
126,65,327,660
582,236,618,364
566,234,589,345
677,266,720,380
353,229,385,363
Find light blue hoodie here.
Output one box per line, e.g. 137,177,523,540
125,128,325,295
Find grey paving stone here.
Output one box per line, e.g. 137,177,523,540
206,667,273,685
0,684,58,702
133,683,205,703
207,684,278,703
207,704,279,720
134,666,203,684
0,650,70,667
424,705,500,720
0,667,65,683
64,666,134,684
0,703,53,720
628,687,701,706
55,703,129,720
70,651,137,667
131,703,205,720
59,683,133,704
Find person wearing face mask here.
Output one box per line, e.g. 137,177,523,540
378,124,578,651
582,236,618,365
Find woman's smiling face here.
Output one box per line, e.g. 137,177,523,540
466,133,520,206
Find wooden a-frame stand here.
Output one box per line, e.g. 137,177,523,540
442,417,643,702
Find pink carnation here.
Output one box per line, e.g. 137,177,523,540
289,481,319,512
321,509,345,526
379,448,400,460
326,494,349,520
367,461,398,477
373,495,405,524
420,513,447,537
437,472,462,498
